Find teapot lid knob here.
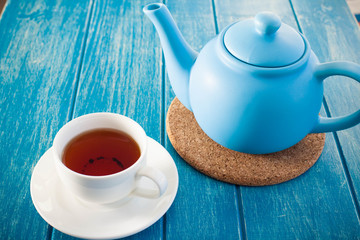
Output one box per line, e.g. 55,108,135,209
255,12,281,35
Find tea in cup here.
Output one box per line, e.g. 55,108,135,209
52,112,168,204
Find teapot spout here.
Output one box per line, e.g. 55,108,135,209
143,3,197,111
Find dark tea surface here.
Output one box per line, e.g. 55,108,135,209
62,128,141,176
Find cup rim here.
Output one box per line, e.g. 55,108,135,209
53,112,147,180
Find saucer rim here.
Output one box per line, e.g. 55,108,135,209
30,137,179,239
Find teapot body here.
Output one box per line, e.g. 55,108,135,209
189,33,323,154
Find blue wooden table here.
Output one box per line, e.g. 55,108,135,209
1,0,360,239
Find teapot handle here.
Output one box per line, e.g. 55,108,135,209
312,61,360,133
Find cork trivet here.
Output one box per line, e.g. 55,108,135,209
166,97,326,186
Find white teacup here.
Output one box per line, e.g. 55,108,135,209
52,112,168,204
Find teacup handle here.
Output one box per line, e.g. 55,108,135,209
132,166,168,198
312,61,360,133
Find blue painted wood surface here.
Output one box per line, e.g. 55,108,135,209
0,0,360,239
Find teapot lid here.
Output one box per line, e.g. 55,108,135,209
223,12,305,67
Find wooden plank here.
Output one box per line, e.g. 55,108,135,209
215,0,299,30
0,0,91,239
240,110,360,239
215,0,360,239
291,0,360,210
50,0,164,239
71,0,163,140
163,0,242,239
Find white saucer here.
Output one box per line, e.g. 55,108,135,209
30,137,178,239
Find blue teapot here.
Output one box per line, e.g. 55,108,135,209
144,3,360,154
